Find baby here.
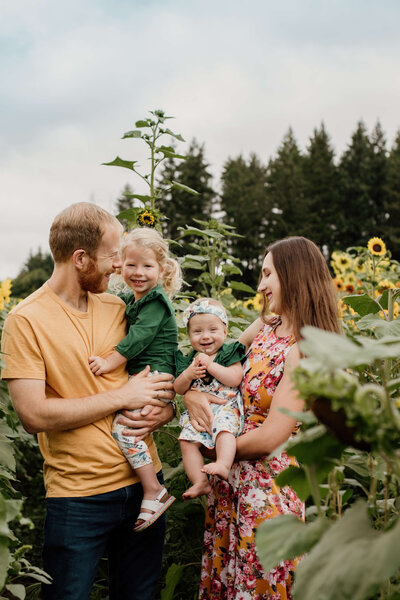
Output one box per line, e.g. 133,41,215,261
174,298,245,499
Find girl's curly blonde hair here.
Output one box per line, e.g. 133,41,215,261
120,227,182,298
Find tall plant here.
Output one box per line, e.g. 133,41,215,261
103,109,198,230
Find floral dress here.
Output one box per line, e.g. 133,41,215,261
199,318,305,600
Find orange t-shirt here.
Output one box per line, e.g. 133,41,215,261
1,283,161,497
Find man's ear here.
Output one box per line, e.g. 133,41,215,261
72,249,88,271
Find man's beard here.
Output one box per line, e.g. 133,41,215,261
78,257,108,294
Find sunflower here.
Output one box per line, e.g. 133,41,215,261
137,209,157,227
377,279,396,293
367,237,386,256
345,283,355,294
354,257,366,273
333,277,344,292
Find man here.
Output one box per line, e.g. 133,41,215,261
1,203,175,600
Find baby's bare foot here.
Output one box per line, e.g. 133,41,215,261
182,481,211,500
202,462,230,480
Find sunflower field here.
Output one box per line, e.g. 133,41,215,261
1,110,400,599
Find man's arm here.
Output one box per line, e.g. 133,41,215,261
8,368,174,434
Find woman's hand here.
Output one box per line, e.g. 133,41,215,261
184,389,226,434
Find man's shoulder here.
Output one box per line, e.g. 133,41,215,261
7,284,49,320
91,292,126,309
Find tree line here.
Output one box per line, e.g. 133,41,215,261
12,119,400,295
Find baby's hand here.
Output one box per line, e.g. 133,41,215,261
196,353,212,369
89,356,108,375
187,358,207,380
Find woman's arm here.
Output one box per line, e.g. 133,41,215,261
235,345,303,460
238,317,264,350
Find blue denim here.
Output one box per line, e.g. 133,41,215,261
42,473,166,600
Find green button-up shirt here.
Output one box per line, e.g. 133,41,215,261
116,284,177,376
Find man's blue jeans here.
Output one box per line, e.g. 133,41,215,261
42,473,166,600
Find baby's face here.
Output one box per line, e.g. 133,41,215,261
188,313,226,355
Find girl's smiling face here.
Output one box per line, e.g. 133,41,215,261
258,252,282,315
122,244,163,300
188,313,226,356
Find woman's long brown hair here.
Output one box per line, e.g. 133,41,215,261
260,236,340,340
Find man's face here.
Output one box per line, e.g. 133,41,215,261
78,224,122,294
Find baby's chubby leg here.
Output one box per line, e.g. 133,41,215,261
202,431,236,480
180,440,211,499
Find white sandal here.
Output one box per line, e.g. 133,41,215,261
134,487,175,532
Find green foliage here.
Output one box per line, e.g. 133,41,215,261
11,249,53,299
158,139,216,258
0,294,51,598
220,153,270,288
103,109,198,230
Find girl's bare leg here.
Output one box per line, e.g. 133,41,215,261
180,440,211,499
202,431,236,480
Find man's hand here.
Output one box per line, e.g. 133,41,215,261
89,355,108,375
117,366,175,411
117,403,175,442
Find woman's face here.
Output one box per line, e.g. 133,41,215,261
258,252,282,315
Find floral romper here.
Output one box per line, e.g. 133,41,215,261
176,342,245,449
199,318,305,600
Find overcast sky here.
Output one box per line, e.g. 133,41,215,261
1,0,400,280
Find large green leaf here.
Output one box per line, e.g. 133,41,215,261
0,542,10,589
5,584,25,599
256,515,329,572
102,157,137,171
356,314,400,338
160,563,185,600
122,129,142,138
170,180,199,195
300,326,400,369
294,501,400,600
0,437,15,473
343,293,381,316
229,281,256,294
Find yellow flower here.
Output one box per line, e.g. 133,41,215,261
377,279,395,293
344,283,355,294
368,237,386,256
333,277,344,292
244,293,263,311
354,257,366,273
137,210,156,227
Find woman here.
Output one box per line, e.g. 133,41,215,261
185,236,340,599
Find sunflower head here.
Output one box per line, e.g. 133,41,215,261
137,209,157,228
333,277,344,292
367,237,386,257
377,279,395,293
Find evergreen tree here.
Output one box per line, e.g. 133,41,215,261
114,184,135,229
385,130,400,259
12,249,54,298
369,121,389,236
158,139,215,255
265,128,308,241
115,184,135,214
220,153,270,287
303,123,339,254
336,121,376,249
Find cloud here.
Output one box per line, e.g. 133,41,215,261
1,0,400,279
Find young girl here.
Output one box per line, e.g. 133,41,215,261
174,298,246,499
89,227,182,531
